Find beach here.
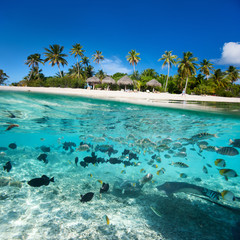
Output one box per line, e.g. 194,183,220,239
1,86,240,113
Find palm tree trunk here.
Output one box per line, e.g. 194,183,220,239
28,68,33,81
77,56,80,79
164,63,170,92
58,64,62,78
184,75,189,93
133,64,135,73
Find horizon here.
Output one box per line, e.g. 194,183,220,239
1,0,240,84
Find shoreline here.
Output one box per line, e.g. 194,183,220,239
1,86,240,114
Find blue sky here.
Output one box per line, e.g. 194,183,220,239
1,0,240,84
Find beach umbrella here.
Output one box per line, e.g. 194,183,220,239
146,79,162,92
117,76,133,91
102,77,116,90
86,76,100,90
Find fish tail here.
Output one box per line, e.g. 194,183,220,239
3,166,6,170
224,176,228,181
50,177,54,182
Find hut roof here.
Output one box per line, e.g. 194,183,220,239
102,77,116,84
86,76,101,83
117,76,133,85
146,79,162,87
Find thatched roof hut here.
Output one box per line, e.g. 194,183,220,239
146,79,162,92
102,77,116,85
86,76,100,90
117,76,133,90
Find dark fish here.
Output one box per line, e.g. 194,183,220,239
151,154,157,159
108,158,122,164
37,153,48,164
80,161,88,168
7,111,16,118
5,124,19,131
100,183,109,193
229,139,240,148
40,146,51,152
28,175,54,187
191,132,216,141
202,188,220,201
129,152,138,160
216,147,239,156
0,147,8,151
63,141,76,151
3,161,12,172
203,166,208,174
122,149,130,156
75,157,78,166
8,143,17,149
80,192,94,202
206,163,212,168
194,177,202,182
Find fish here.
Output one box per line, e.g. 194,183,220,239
221,190,236,201
121,170,126,174
155,157,161,163
152,164,158,168
40,145,50,152
164,154,171,159
180,173,187,178
108,158,122,164
202,188,220,201
203,166,208,174
129,152,138,160
75,157,78,166
76,144,90,152
162,138,172,144
5,124,19,131
37,153,48,164
80,192,94,202
170,162,189,168
206,164,212,168
216,147,239,156
140,168,146,173
3,161,12,172
219,169,238,181
105,215,110,225
139,173,153,184
147,159,154,165
28,175,54,187
150,206,161,217
214,159,226,167
0,147,8,151
98,180,103,184
157,168,165,175
229,139,240,148
174,152,187,158
40,138,45,141
172,142,182,149
8,143,17,149
122,149,130,156
191,132,217,141
89,174,93,178
100,183,109,193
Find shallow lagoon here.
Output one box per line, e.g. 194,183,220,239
0,91,240,240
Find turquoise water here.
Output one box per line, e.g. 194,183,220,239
0,91,240,240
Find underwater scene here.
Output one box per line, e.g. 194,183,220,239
0,91,240,240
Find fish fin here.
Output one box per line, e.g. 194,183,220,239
150,206,161,217
224,176,228,181
50,177,54,182
229,139,233,145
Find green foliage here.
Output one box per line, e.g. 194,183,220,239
0,69,9,85
112,72,127,81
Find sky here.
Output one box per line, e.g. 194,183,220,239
1,0,240,84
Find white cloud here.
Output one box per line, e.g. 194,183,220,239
216,42,240,65
101,57,131,75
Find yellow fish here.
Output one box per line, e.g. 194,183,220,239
219,169,238,181
214,159,226,167
105,215,110,225
140,168,146,173
221,190,236,201
157,168,165,175
121,170,126,174
89,174,93,178
97,180,103,184
152,164,158,168
131,183,136,187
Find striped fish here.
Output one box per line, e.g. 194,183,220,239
170,162,189,168
216,147,239,156
202,188,220,201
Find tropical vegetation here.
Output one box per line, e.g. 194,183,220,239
5,44,240,97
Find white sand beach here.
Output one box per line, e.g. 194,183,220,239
1,86,240,112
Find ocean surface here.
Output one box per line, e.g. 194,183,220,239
0,91,240,240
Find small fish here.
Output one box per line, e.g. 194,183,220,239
80,192,94,202
37,153,48,164
5,124,19,131
221,190,236,201
174,152,187,158
203,166,208,174
214,159,226,167
152,164,158,168
202,188,220,200
89,174,93,178
3,161,12,172
140,168,146,173
131,183,136,187
140,173,153,184
40,138,45,141
98,180,103,184
100,183,109,193
180,173,187,178
191,132,217,141
219,169,238,181
229,139,240,148
8,143,17,149
40,145,50,152
155,157,161,163
170,162,189,168
164,154,171,159
157,168,165,175
121,170,126,174
206,164,212,168
105,215,110,225
28,175,54,187
75,157,78,166
76,144,90,152
216,147,239,156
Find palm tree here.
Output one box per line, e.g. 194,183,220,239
126,50,141,73
70,43,85,78
95,69,106,82
25,53,44,81
81,56,90,67
141,68,158,78
0,69,9,85
178,52,198,93
209,69,230,89
92,51,104,70
198,59,214,80
226,66,240,84
44,44,68,77
158,51,177,91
